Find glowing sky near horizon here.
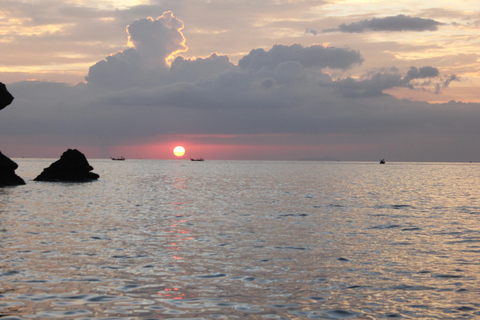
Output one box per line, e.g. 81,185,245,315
0,0,479,161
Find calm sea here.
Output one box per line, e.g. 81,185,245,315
1,159,480,319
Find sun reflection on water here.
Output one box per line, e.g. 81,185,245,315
157,287,186,300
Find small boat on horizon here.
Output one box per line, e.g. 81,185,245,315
190,158,204,161
111,156,125,161
380,159,385,164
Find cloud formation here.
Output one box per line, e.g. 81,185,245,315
238,44,363,71
126,11,187,65
324,15,443,33
85,11,187,90
324,66,458,98
402,66,458,93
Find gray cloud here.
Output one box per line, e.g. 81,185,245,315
238,44,363,70
401,66,460,94
403,66,439,82
330,66,458,98
325,15,443,33
330,71,403,98
305,28,318,36
170,54,235,82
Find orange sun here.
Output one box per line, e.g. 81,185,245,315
173,146,185,157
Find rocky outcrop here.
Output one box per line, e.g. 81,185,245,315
34,149,99,182
0,82,14,111
0,84,23,186
0,151,26,186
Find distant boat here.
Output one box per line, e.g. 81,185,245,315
190,158,204,161
380,159,385,164
111,156,125,161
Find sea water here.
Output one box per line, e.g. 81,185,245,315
1,159,480,319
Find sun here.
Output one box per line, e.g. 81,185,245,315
173,146,185,157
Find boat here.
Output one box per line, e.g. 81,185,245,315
190,158,204,161
379,159,385,164
111,156,125,161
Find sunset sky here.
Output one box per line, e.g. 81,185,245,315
0,0,479,161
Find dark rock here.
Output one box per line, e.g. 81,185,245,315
0,82,14,111
0,151,26,186
34,149,99,182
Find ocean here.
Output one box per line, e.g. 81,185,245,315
1,159,480,319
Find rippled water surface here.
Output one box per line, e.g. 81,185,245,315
1,160,480,319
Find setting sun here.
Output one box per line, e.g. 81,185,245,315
173,146,185,157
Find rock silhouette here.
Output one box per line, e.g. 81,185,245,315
0,83,24,186
0,151,26,186
34,149,99,182
0,82,14,111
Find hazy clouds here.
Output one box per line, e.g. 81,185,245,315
1,4,479,161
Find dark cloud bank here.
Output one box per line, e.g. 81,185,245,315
324,14,443,33
2,11,478,161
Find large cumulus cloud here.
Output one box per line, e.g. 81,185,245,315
85,11,188,90
126,11,187,65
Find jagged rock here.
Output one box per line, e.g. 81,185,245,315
34,149,99,182
0,82,14,111
0,151,26,186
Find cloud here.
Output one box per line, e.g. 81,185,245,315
324,15,443,33
400,66,460,94
86,14,364,92
238,43,363,70
170,53,235,82
126,11,187,64
403,66,439,82
330,66,459,97
85,11,187,90
330,70,404,98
